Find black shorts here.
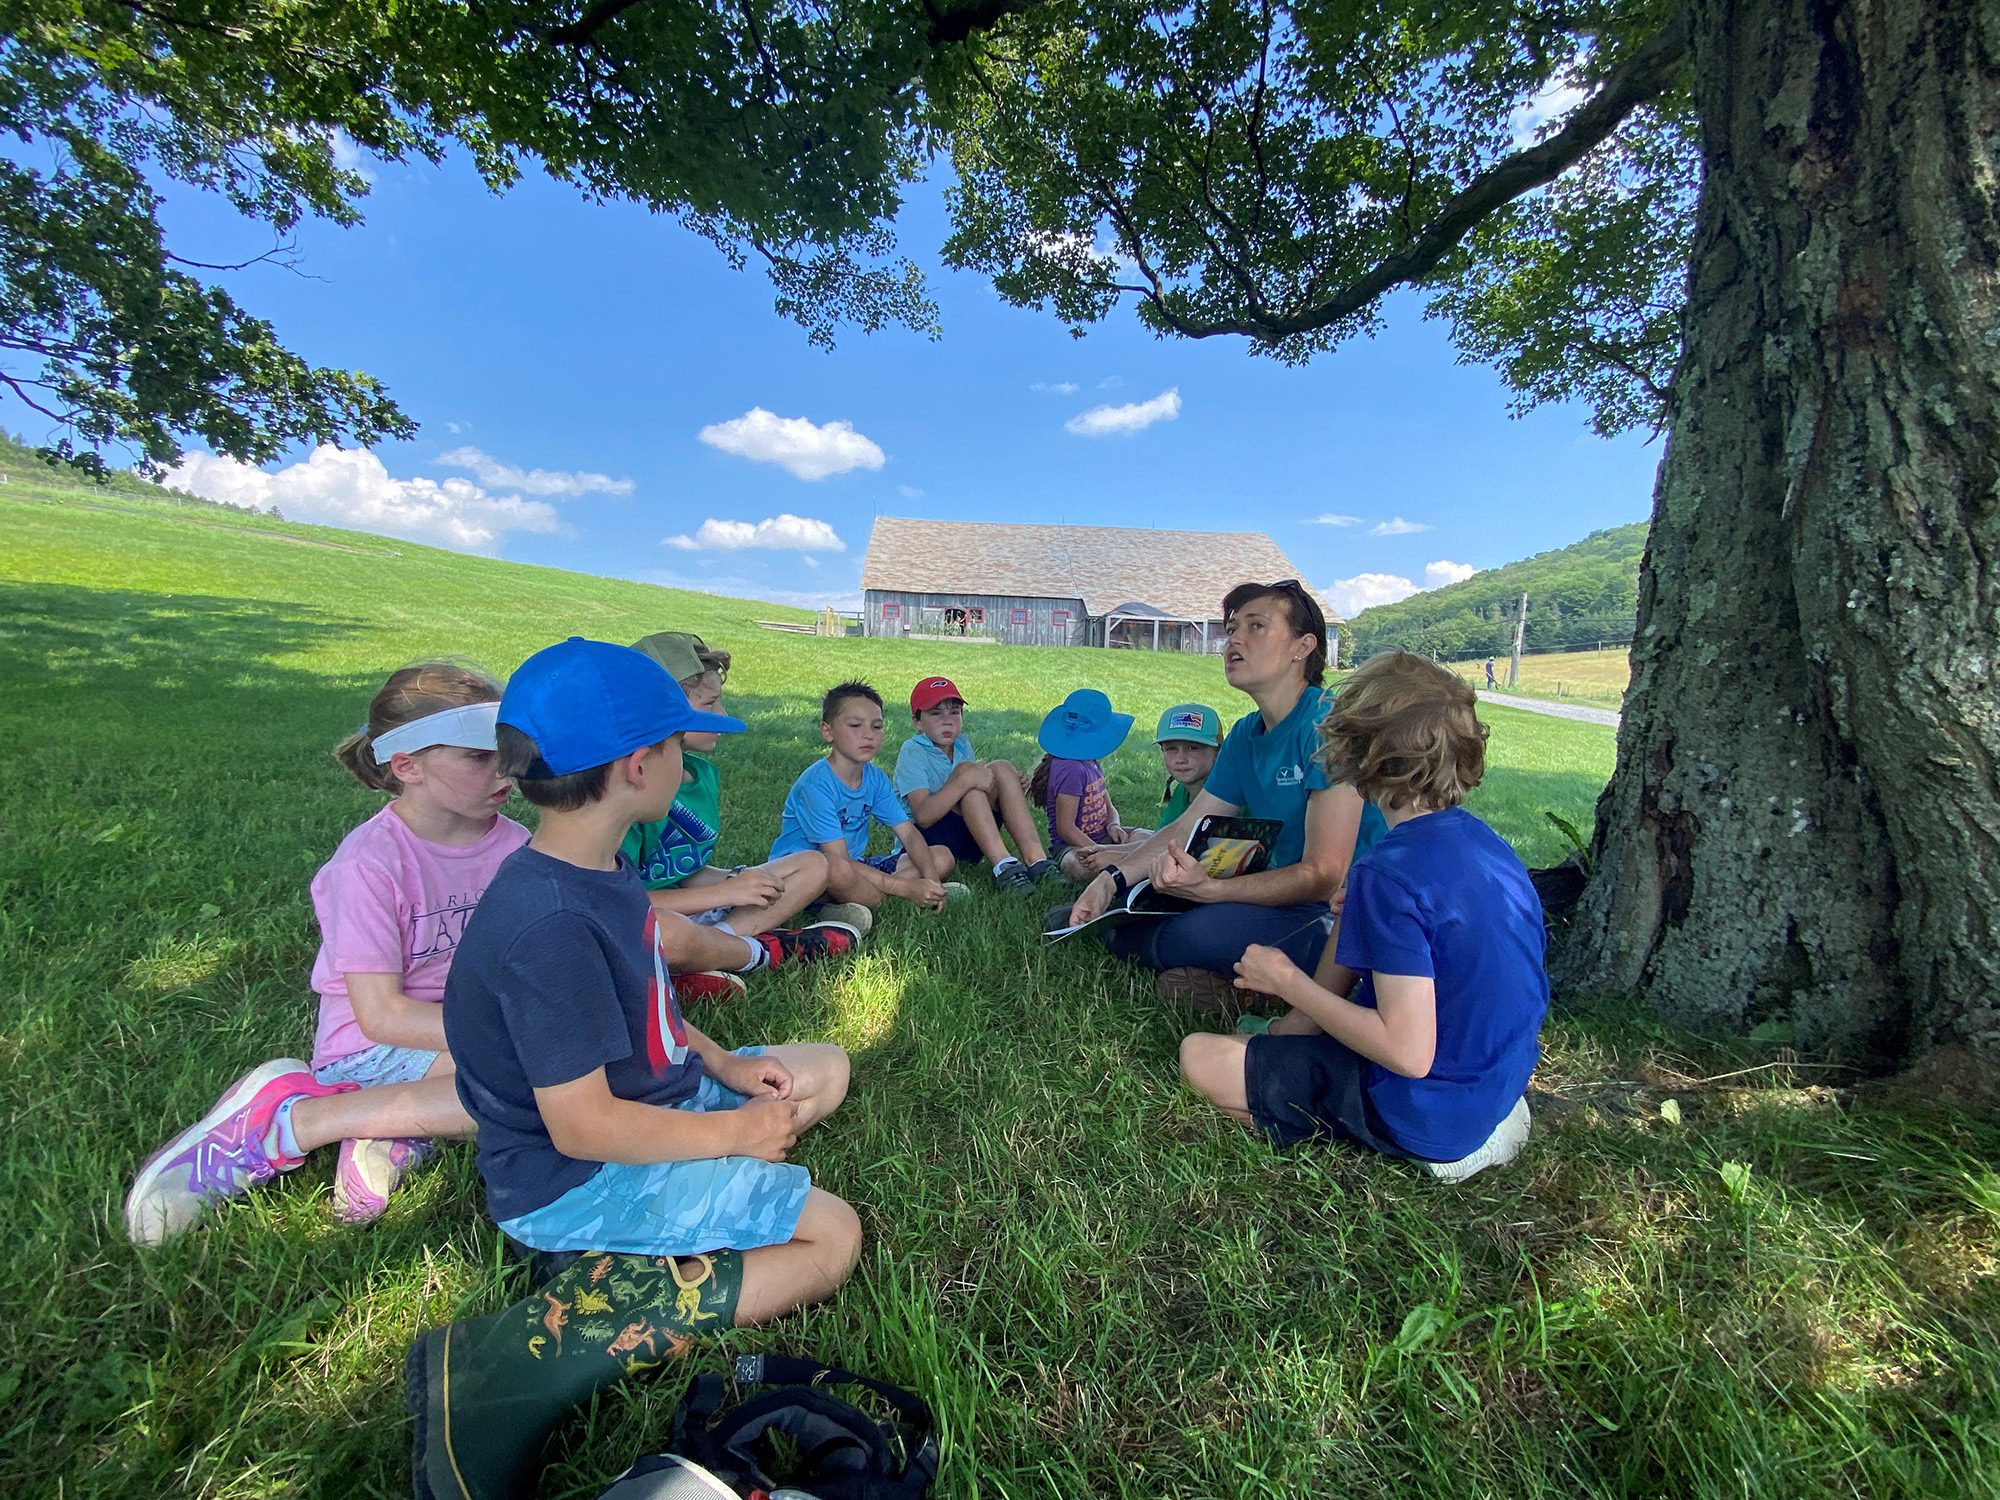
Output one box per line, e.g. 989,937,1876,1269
923,809,984,864
1244,1033,1412,1157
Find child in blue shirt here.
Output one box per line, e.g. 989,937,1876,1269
891,675,1056,890
1178,649,1547,1183
771,681,959,913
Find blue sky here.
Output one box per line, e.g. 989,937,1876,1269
74,144,1659,617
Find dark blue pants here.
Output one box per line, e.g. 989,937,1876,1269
1103,900,1332,976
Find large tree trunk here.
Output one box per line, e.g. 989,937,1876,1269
1552,0,2000,1065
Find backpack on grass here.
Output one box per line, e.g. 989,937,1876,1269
596,1355,938,1500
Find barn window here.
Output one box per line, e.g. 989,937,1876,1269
967,607,985,623
882,603,901,620
1010,607,1029,626
1051,609,1070,630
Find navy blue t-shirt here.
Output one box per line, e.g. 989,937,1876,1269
1335,807,1548,1160
444,845,704,1221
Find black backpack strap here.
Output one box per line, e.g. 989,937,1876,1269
672,1356,938,1500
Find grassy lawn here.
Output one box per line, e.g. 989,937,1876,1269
2,488,1993,1498
1446,648,1633,707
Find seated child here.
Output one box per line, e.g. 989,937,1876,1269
1177,650,1546,1183
625,631,870,942
1029,688,1137,881
126,663,521,1243
892,675,1055,890
1153,702,1222,828
771,681,960,912
445,636,863,1315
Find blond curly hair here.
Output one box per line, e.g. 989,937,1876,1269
1316,650,1487,811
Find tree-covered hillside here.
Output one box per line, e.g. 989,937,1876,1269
1348,523,1647,661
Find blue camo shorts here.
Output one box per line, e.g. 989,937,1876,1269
496,1047,811,1257
314,1042,439,1089
862,851,906,875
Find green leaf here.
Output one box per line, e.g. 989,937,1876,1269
1393,1302,1450,1353
1717,1161,1752,1202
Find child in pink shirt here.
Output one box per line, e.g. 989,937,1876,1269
126,663,525,1243
1030,688,1138,880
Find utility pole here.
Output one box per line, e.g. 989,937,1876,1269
1508,593,1529,686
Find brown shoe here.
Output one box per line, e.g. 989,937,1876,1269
1156,966,1243,1016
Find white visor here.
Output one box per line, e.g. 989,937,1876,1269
371,702,501,764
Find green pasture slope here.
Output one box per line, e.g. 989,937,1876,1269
2,484,1994,1499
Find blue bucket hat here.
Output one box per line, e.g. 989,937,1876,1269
1037,689,1135,761
502,637,745,777
1154,703,1222,747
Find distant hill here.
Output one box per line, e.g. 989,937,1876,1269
1346,522,1647,661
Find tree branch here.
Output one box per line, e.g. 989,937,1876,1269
546,0,656,47
925,0,1041,48
1142,9,1691,343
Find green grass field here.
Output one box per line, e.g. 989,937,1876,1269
1447,648,1633,707
2,485,1995,1498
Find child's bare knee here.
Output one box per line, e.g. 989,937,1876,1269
1179,1033,1227,1095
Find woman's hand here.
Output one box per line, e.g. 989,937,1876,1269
1070,870,1116,924
1152,845,1219,902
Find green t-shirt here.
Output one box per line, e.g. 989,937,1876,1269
621,753,722,889
1157,777,1192,829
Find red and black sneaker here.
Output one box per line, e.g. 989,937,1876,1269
756,921,861,966
673,970,748,1003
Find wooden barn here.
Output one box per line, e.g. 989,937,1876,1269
859,517,1338,656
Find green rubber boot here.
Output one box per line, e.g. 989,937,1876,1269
407,1248,742,1500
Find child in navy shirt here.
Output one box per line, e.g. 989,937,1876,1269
1178,650,1547,1182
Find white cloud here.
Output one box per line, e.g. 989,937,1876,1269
1066,387,1182,438
327,129,376,185
697,408,885,481
1031,381,1081,396
1370,516,1431,536
437,445,633,497
1309,513,1365,527
898,484,926,500
1510,61,1590,147
1426,560,1478,587
445,420,467,435
1327,573,1422,616
663,514,847,553
1097,376,1125,390
168,446,559,553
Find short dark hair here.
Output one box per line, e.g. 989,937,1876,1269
498,722,613,810
821,680,883,722
1222,579,1327,685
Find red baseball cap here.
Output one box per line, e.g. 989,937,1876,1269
910,676,966,713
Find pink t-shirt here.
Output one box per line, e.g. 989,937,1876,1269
308,804,530,1068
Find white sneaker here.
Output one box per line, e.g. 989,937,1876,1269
1427,1096,1532,1184
812,901,874,937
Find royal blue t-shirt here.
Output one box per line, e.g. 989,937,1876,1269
444,845,704,1221
769,757,910,860
1204,684,1388,868
1335,807,1549,1160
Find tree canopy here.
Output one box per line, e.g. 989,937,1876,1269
4,0,1692,469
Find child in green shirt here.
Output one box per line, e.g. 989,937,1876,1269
1153,702,1222,828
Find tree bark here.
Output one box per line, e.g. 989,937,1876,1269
1553,0,2000,1065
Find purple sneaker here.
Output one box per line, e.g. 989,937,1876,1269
333,1137,437,1225
124,1059,357,1245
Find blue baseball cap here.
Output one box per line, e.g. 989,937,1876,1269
501,637,745,776
1038,688,1135,760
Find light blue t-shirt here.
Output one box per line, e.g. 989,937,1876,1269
1203,684,1387,868
1336,807,1549,1161
770,758,910,860
892,732,975,798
